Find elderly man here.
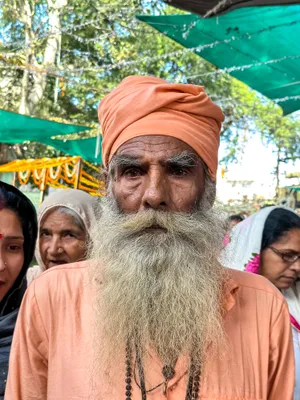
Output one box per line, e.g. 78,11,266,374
5,77,294,399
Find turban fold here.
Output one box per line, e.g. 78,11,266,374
98,76,224,180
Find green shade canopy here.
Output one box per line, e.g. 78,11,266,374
163,0,300,17
138,5,300,115
45,136,102,164
286,186,300,191
0,109,91,143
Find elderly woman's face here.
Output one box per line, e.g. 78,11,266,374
0,209,24,301
109,136,206,213
39,209,87,269
260,228,300,290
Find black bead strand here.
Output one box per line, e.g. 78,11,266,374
125,343,133,400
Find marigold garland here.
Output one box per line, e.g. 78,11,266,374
2,156,101,196
48,165,62,180
18,170,31,185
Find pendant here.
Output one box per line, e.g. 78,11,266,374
163,381,168,397
162,365,175,397
162,365,175,381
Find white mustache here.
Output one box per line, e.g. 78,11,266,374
120,210,193,233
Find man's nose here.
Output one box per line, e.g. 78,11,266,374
141,170,169,211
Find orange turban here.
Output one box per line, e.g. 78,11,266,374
98,76,224,180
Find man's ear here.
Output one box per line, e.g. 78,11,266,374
99,166,109,195
103,168,109,190
208,184,216,209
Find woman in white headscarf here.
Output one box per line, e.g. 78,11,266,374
27,189,99,284
222,206,300,400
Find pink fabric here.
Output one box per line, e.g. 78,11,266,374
290,315,300,331
245,254,261,274
222,232,230,248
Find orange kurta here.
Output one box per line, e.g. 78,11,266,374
5,262,294,400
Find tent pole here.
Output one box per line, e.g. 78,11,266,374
12,172,17,186
74,158,82,189
95,130,101,160
39,168,47,204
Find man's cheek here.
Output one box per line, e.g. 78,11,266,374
114,189,142,213
172,185,201,211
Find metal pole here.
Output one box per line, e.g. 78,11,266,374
74,158,82,189
12,172,17,186
95,130,101,160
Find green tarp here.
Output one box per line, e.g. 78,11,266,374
45,136,102,164
0,109,91,143
138,5,300,114
162,0,300,17
0,109,101,163
286,186,300,191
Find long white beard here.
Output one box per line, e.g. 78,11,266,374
89,197,228,369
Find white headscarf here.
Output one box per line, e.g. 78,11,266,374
35,189,99,271
27,189,99,284
222,206,300,329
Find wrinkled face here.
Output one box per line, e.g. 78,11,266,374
39,209,87,269
260,228,300,290
0,209,24,302
109,136,206,213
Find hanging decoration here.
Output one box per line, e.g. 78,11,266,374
0,157,103,200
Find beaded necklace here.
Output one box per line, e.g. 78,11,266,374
124,343,201,399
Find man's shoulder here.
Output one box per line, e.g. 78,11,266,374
31,260,92,299
228,268,284,301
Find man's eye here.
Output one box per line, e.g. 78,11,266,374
169,166,189,176
123,168,143,177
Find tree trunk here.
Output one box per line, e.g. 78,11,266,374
18,0,34,115
54,35,62,105
0,143,10,165
27,0,67,114
19,30,34,114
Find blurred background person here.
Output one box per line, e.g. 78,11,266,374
222,206,300,400
0,182,37,398
223,213,245,247
27,189,98,284
228,213,245,230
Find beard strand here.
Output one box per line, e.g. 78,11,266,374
89,197,228,369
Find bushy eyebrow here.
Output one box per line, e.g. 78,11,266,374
109,151,201,178
165,151,200,168
111,154,141,169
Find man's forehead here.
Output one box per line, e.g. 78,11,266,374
115,135,199,162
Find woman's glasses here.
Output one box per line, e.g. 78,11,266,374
269,246,300,264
